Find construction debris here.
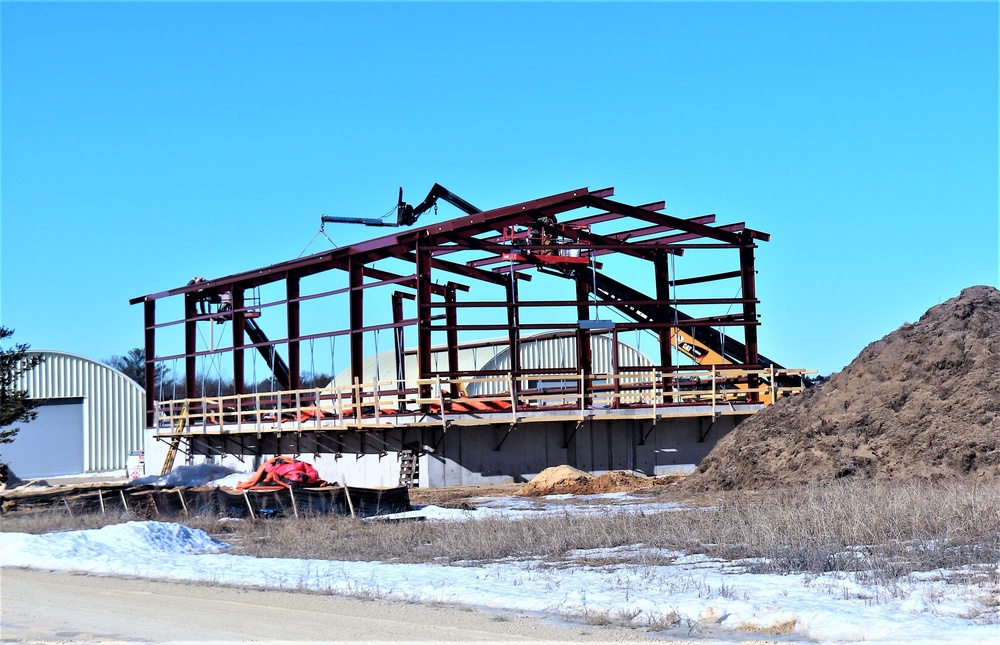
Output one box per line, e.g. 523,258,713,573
1,479,409,519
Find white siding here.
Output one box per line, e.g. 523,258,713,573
13,351,145,472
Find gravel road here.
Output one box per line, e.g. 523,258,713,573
2,567,657,643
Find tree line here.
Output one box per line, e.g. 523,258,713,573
105,347,333,398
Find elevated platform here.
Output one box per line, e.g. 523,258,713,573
146,368,807,488
153,366,804,438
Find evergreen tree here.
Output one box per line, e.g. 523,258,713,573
106,347,169,389
0,327,45,459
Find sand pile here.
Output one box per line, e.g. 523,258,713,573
515,465,593,496
687,285,1000,490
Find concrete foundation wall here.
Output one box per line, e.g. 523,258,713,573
142,415,745,488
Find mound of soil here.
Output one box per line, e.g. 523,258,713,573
687,285,1000,490
584,471,659,494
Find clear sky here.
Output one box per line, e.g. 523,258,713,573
2,2,997,379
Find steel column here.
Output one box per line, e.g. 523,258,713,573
143,299,156,427
738,232,759,365
349,257,365,387
444,284,461,397
391,292,407,393
575,276,592,408
654,256,674,397
232,288,245,396
184,294,198,399
505,275,520,406
287,275,301,390
415,241,433,403
739,232,760,401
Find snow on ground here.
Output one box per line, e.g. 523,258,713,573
388,491,690,522
3,494,1000,644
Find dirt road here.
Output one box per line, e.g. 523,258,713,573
2,567,658,643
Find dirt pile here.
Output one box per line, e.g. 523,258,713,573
687,285,1000,490
516,466,677,496
515,465,594,496
585,470,665,494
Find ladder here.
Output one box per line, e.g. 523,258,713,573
398,449,418,488
160,409,188,476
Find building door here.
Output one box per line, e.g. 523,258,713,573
0,398,85,479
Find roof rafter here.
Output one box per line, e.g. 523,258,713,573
579,195,743,245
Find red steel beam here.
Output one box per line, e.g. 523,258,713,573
579,195,745,245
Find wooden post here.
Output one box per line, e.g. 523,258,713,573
343,482,356,518
287,486,300,519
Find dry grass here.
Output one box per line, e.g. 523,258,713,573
736,619,798,635
4,479,1000,584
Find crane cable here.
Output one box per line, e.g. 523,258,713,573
298,222,339,258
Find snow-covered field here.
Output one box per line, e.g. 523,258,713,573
3,472,999,643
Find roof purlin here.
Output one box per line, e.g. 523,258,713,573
579,195,746,245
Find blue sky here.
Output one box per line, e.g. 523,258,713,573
2,2,997,379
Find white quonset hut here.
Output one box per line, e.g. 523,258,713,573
0,351,145,479
331,333,653,393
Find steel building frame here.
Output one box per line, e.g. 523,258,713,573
131,185,792,432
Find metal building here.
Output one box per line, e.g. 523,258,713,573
0,350,145,479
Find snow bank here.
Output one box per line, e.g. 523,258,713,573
0,521,227,571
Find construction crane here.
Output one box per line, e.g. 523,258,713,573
321,183,482,228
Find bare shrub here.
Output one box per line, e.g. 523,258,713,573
645,610,681,630
582,609,612,625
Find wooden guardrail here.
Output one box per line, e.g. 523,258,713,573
152,367,813,435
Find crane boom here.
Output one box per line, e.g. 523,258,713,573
321,183,482,228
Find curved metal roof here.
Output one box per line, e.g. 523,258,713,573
12,350,146,472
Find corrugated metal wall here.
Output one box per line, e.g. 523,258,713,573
469,334,653,395
14,351,145,472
